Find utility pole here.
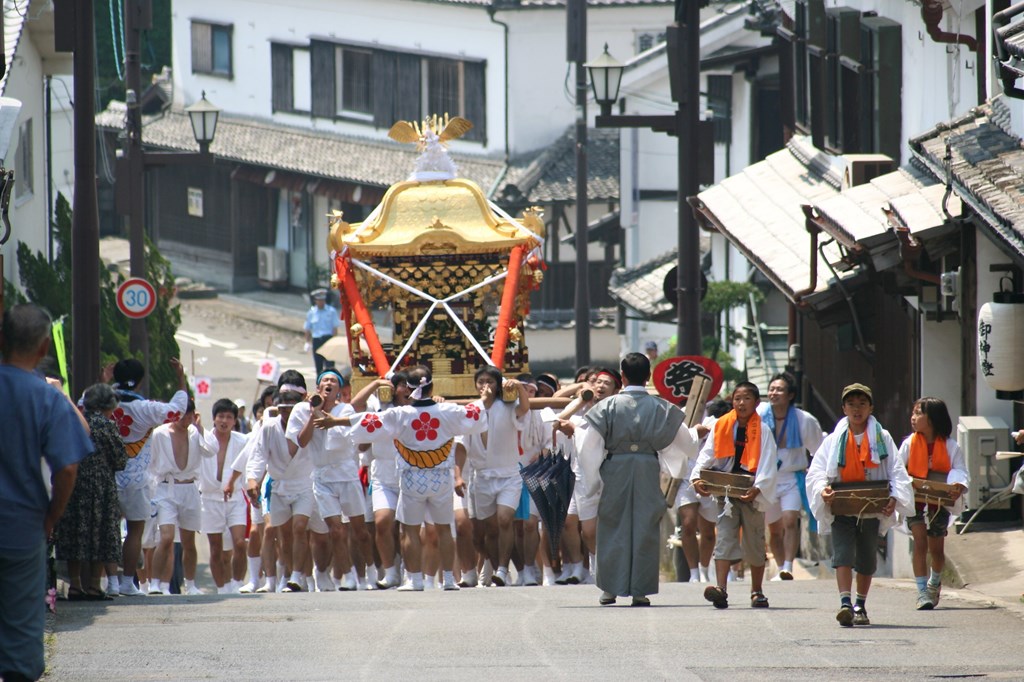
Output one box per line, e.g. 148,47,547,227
124,0,150,392
569,0,590,365
71,0,101,397
675,0,702,356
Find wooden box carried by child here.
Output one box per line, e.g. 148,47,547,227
913,473,958,507
699,469,755,499
830,479,890,516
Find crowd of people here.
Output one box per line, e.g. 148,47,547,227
4,299,1018,681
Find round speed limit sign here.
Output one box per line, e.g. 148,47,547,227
116,278,158,319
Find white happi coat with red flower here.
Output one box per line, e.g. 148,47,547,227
348,400,487,498
114,389,191,490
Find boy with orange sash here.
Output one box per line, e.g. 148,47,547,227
896,397,968,610
806,383,913,626
691,381,778,609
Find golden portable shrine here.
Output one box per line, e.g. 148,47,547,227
326,115,545,398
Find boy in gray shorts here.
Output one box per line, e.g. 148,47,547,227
805,384,913,627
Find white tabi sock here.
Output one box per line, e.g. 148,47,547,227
699,564,710,582
184,579,197,591
782,561,793,574
289,571,303,586
424,575,436,589
386,565,400,582
305,576,315,591
247,557,262,585
266,575,277,591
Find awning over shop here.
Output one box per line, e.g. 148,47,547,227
689,136,848,305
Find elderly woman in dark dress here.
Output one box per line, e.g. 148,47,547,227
56,383,127,599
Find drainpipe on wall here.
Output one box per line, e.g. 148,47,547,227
921,0,979,52
992,2,1024,99
486,5,512,200
792,205,823,301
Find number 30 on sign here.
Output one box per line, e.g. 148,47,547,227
116,278,158,319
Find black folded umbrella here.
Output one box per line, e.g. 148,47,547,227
521,448,575,556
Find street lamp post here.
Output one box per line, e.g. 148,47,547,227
119,1,219,392
586,8,703,358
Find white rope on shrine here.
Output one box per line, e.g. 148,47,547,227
347,255,505,372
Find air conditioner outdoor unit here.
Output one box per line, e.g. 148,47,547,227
841,154,894,189
257,246,288,285
957,415,1013,512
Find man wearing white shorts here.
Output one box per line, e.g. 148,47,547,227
109,357,189,597
759,372,823,580
148,399,214,595
200,398,249,594
318,366,486,591
291,369,371,591
245,387,314,592
350,375,409,589
465,367,530,587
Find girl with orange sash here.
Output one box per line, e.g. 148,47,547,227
806,383,913,627
896,397,968,610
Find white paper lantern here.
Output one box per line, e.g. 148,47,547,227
977,299,1024,396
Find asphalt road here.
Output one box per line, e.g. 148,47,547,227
46,578,1024,681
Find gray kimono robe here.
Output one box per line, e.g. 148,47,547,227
582,387,692,599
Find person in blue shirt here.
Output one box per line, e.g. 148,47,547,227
0,304,93,682
303,289,340,376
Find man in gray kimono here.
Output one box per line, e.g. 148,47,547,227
578,352,705,606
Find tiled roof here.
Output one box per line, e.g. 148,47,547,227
96,102,507,191
607,240,711,320
691,136,848,303
523,306,617,330
413,0,672,6
1,1,28,96
909,98,1024,259
499,126,620,205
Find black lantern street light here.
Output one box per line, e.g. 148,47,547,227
586,45,625,117
186,92,220,155
585,14,703,358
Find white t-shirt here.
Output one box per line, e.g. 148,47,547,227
465,399,523,478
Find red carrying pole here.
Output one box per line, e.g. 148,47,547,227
334,253,391,376
490,244,527,369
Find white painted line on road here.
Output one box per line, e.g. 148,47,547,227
175,331,239,350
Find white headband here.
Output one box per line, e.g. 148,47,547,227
407,377,432,401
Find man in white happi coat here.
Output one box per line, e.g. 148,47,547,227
289,369,373,591
317,365,487,591
578,353,704,606
199,398,250,594
148,399,215,595
245,387,315,592
108,357,189,596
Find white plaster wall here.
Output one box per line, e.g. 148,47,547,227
4,31,50,286
172,0,669,159
48,75,75,208
920,317,963,420
973,234,1018,425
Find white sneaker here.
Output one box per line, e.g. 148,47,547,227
492,567,509,587
523,566,539,587
119,579,144,597
396,579,424,592
376,572,401,590
238,582,256,594
555,565,573,585
442,576,460,591
315,571,336,592
185,584,203,596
